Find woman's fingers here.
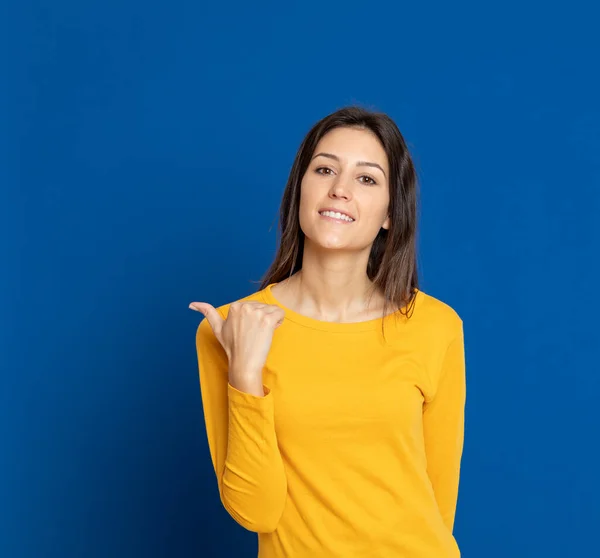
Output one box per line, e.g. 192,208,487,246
262,306,286,327
190,300,285,339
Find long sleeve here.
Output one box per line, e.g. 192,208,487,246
195,313,288,533
422,323,466,533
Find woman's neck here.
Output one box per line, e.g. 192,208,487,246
273,269,385,323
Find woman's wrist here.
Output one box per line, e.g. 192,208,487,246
229,367,265,397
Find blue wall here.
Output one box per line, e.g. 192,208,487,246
3,1,599,556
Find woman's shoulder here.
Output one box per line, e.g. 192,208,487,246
418,288,463,324
382,289,464,378
414,288,464,341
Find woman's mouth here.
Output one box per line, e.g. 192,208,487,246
318,210,355,223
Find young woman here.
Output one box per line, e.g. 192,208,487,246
189,106,466,557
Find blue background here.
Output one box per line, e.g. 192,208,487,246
3,1,599,556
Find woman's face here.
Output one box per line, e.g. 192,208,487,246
299,126,391,252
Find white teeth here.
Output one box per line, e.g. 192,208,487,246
319,210,354,222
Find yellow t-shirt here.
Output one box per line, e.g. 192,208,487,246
195,282,466,557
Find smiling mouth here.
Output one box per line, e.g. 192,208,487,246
318,210,355,223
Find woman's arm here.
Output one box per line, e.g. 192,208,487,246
195,313,288,533
422,323,467,533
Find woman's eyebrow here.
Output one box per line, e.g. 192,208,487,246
311,152,387,178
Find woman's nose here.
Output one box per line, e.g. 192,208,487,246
329,177,352,200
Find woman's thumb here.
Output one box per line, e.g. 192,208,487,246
189,302,207,315
189,302,223,333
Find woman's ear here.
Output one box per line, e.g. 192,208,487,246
382,215,391,230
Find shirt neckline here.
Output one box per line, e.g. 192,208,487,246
261,282,423,332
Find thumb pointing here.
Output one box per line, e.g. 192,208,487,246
189,303,206,315
189,302,223,336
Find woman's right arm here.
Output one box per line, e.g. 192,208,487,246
195,313,288,533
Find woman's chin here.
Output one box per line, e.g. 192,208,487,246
314,238,352,251
304,232,356,251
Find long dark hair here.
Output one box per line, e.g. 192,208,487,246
256,105,420,328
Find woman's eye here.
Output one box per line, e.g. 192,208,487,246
315,167,376,185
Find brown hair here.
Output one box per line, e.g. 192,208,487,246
255,105,420,331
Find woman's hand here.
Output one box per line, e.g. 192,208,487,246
189,300,285,386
